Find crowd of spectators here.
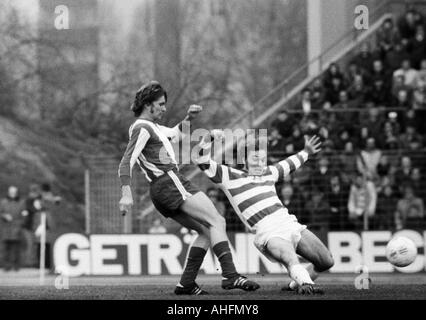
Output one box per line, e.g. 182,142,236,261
0,183,61,271
258,8,426,232
270,8,426,155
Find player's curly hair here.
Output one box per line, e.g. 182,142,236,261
130,81,168,117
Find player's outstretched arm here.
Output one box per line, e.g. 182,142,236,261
272,135,322,182
118,124,150,215
194,130,227,184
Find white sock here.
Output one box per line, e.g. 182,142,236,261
288,264,314,286
289,264,319,289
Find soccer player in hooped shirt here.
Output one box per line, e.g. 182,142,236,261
118,81,259,295
195,130,335,294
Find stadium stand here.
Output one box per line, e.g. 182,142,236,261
84,1,426,235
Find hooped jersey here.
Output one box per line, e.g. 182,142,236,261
195,140,309,232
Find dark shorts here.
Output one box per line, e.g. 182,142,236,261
150,170,200,218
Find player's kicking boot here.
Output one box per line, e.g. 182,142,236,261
222,275,260,291
174,282,209,295
282,282,324,295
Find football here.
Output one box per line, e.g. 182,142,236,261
386,236,418,267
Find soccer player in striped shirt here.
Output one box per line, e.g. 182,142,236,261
118,81,259,295
195,130,335,295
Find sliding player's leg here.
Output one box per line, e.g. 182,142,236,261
285,229,334,291
296,229,334,273
180,191,260,291
172,213,211,295
266,237,323,295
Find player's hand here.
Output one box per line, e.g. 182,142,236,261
303,135,322,155
119,186,133,216
186,104,203,120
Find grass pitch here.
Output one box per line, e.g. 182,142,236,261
1,272,425,300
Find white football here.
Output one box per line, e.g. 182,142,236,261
386,236,417,267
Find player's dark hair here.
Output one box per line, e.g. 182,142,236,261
238,132,268,167
131,81,167,117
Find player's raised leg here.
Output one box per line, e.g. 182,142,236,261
266,237,323,295
285,229,334,291
180,191,260,291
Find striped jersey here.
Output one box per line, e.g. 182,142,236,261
196,141,309,232
118,119,182,184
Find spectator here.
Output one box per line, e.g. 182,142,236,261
403,108,425,135
323,62,345,89
325,77,346,105
359,107,384,144
311,78,326,108
0,186,26,271
334,128,352,151
409,24,426,68
279,184,305,224
395,185,425,230
377,155,391,180
356,137,382,180
412,82,426,109
369,59,391,90
375,184,398,230
394,88,412,109
399,125,423,150
271,110,294,139
395,156,413,195
22,184,42,267
334,90,359,128
350,42,377,74
328,175,349,230
284,124,305,155
34,183,59,271
305,188,331,233
398,10,419,45
366,78,390,107
414,59,426,88
348,173,377,230
310,157,334,193
299,88,314,114
338,141,358,185
299,114,319,136
346,62,366,86
392,74,412,100
381,113,401,150
411,167,426,202
268,128,285,163
376,17,401,59
386,42,411,72
348,74,368,104
393,59,418,88
148,218,167,234
291,164,312,200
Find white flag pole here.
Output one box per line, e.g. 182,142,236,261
39,212,46,285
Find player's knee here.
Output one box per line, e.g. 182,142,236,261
210,214,226,230
317,253,334,272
